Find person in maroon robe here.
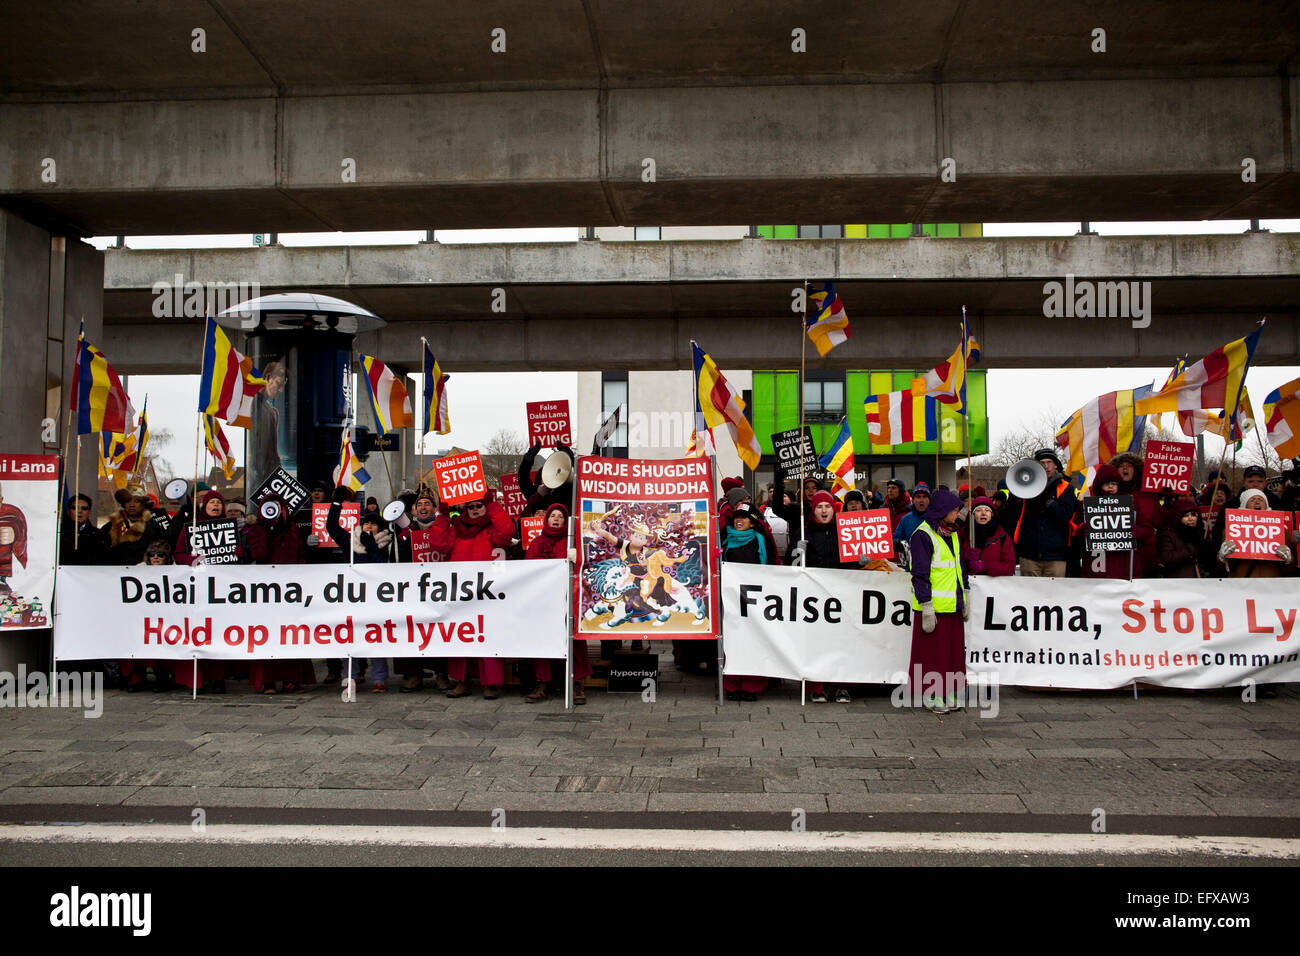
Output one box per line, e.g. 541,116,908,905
0,482,29,593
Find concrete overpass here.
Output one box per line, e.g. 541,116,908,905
102,234,1300,372
2,2,1299,234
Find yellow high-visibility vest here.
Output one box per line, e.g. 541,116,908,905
909,522,966,613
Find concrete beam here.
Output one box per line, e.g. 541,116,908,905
4,75,1298,234
101,235,1300,373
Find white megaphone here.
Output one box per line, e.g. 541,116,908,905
382,499,410,529
541,451,573,490
259,499,282,522
164,478,190,502
1006,458,1048,499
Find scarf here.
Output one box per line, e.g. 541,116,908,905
973,518,996,550
724,526,766,564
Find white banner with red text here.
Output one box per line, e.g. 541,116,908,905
721,565,1300,689
54,561,569,660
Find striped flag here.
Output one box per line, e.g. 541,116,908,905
198,317,267,429
1264,376,1300,459
359,354,414,435
203,414,238,481
914,319,981,414
1134,327,1262,419
69,322,132,435
1055,385,1153,474
422,343,450,436
863,387,937,446
804,281,850,357
685,427,714,459
817,418,855,498
335,426,371,491
692,341,761,470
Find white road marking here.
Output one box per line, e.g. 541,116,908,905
0,825,1296,858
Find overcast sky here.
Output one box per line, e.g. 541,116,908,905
103,220,1299,480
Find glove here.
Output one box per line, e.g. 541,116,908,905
331,486,350,505
306,534,320,547
920,602,937,633
1274,544,1293,563
1217,539,1238,562
967,558,984,574
484,488,497,505
961,591,970,621
566,547,577,562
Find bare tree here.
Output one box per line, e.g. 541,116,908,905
484,429,525,458
481,428,526,487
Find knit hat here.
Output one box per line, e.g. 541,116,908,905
724,487,749,508
721,477,745,493
1243,465,1266,479
1093,463,1123,490
731,502,756,525
810,491,836,508
1239,488,1269,509
361,511,389,531
924,489,963,525
887,478,906,492
842,489,867,508
911,482,931,497
1034,447,1064,471
971,495,995,514
1170,499,1200,517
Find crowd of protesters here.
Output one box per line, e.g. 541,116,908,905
58,443,1299,708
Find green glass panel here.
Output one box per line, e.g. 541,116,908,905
890,224,911,238
774,371,800,434
752,372,776,454
936,223,959,238
846,371,871,453
867,224,890,238
774,225,798,239
921,223,937,237
756,225,774,238
844,224,867,238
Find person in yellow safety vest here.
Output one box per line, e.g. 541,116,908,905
908,488,968,714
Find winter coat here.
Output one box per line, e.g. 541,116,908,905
961,524,1016,577
803,521,841,569
1157,523,1215,579
246,517,307,565
427,501,516,561
61,519,108,566
350,525,392,563
1001,475,1077,562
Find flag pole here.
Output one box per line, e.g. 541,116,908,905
799,281,808,544
419,337,428,493
74,435,81,549
962,307,974,548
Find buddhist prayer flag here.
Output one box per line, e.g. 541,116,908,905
360,354,414,435
817,418,855,498
203,414,238,482
1264,376,1300,459
336,426,370,492
864,387,937,446
1135,327,1262,419
198,317,267,429
692,341,761,470
804,281,850,357
422,343,450,436
69,322,131,435
1055,385,1153,474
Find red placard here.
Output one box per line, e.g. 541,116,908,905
409,527,440,563
1224,508,1288,561
835,509,896,562
499,473,527,518
433,451,487,506
1142,440,1194,494
526,400,572,446
310,502,359,547
521,515,544,550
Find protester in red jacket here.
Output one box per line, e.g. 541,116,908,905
429,491,516,699
1081,464,1134,580
173,489,240,693
245,495,315,694
885,478,911,532
1109,452,1166,576
961,496,1016,577
523,503,591,704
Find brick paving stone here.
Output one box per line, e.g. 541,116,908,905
487,776,561,792
658,776,766,793
459,792,651,812
121,787,300,808
0,785,141,805
648,792,829,812
826,793,1027,813
1019,794,1217,815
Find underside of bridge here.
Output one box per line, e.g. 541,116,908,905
101,235,1300,373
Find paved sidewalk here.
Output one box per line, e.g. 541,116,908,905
1,651,1298,824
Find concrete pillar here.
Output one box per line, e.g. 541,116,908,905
0,210,104,673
